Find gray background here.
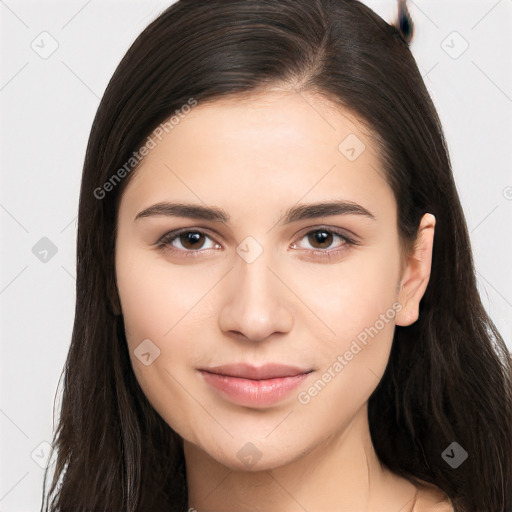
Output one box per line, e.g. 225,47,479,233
1,1,511,510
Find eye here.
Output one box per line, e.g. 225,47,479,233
291,227,358,259
156,229,220,257
295,229,347,250
155,226,358,260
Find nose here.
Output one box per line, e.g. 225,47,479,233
217,250,294,343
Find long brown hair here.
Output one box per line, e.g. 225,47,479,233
41,1,512,510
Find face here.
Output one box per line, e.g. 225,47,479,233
115,90,413,471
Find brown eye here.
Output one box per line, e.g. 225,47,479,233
157,229,218,255
291,227,357,259
179,231,206,250
307,230,334,250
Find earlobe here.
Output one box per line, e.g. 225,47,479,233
395,213,436,327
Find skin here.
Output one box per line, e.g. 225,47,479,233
115,90,447,511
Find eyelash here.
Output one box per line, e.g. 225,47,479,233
155,226,359,261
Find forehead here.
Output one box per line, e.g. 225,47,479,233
120,90,394,221
150,90,375,163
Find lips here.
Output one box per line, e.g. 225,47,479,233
200,363,312,380
198,363,313,407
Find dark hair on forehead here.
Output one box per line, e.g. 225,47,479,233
42,1,512,511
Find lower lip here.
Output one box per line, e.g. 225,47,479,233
200,370,311,407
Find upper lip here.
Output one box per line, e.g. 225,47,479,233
200,363,312,380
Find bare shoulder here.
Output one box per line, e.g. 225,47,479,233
412,480,454,512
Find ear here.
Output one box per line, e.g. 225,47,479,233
395,213,436,327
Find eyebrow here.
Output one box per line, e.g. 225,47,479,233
134,199,376,225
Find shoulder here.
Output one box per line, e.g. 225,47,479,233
412,480,454,512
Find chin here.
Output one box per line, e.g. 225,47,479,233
196,435,312,473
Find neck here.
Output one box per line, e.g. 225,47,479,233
184,405,417,511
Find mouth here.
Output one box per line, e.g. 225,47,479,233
198,363,313,407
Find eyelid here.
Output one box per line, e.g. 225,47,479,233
292,224,360,246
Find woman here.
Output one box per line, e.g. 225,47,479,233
41,0,512,511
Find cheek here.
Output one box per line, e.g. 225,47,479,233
292,273,400,428
116,244,223,345
115,249,214,439
290,241,401,342
115,244,233,427
289,243,401,397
